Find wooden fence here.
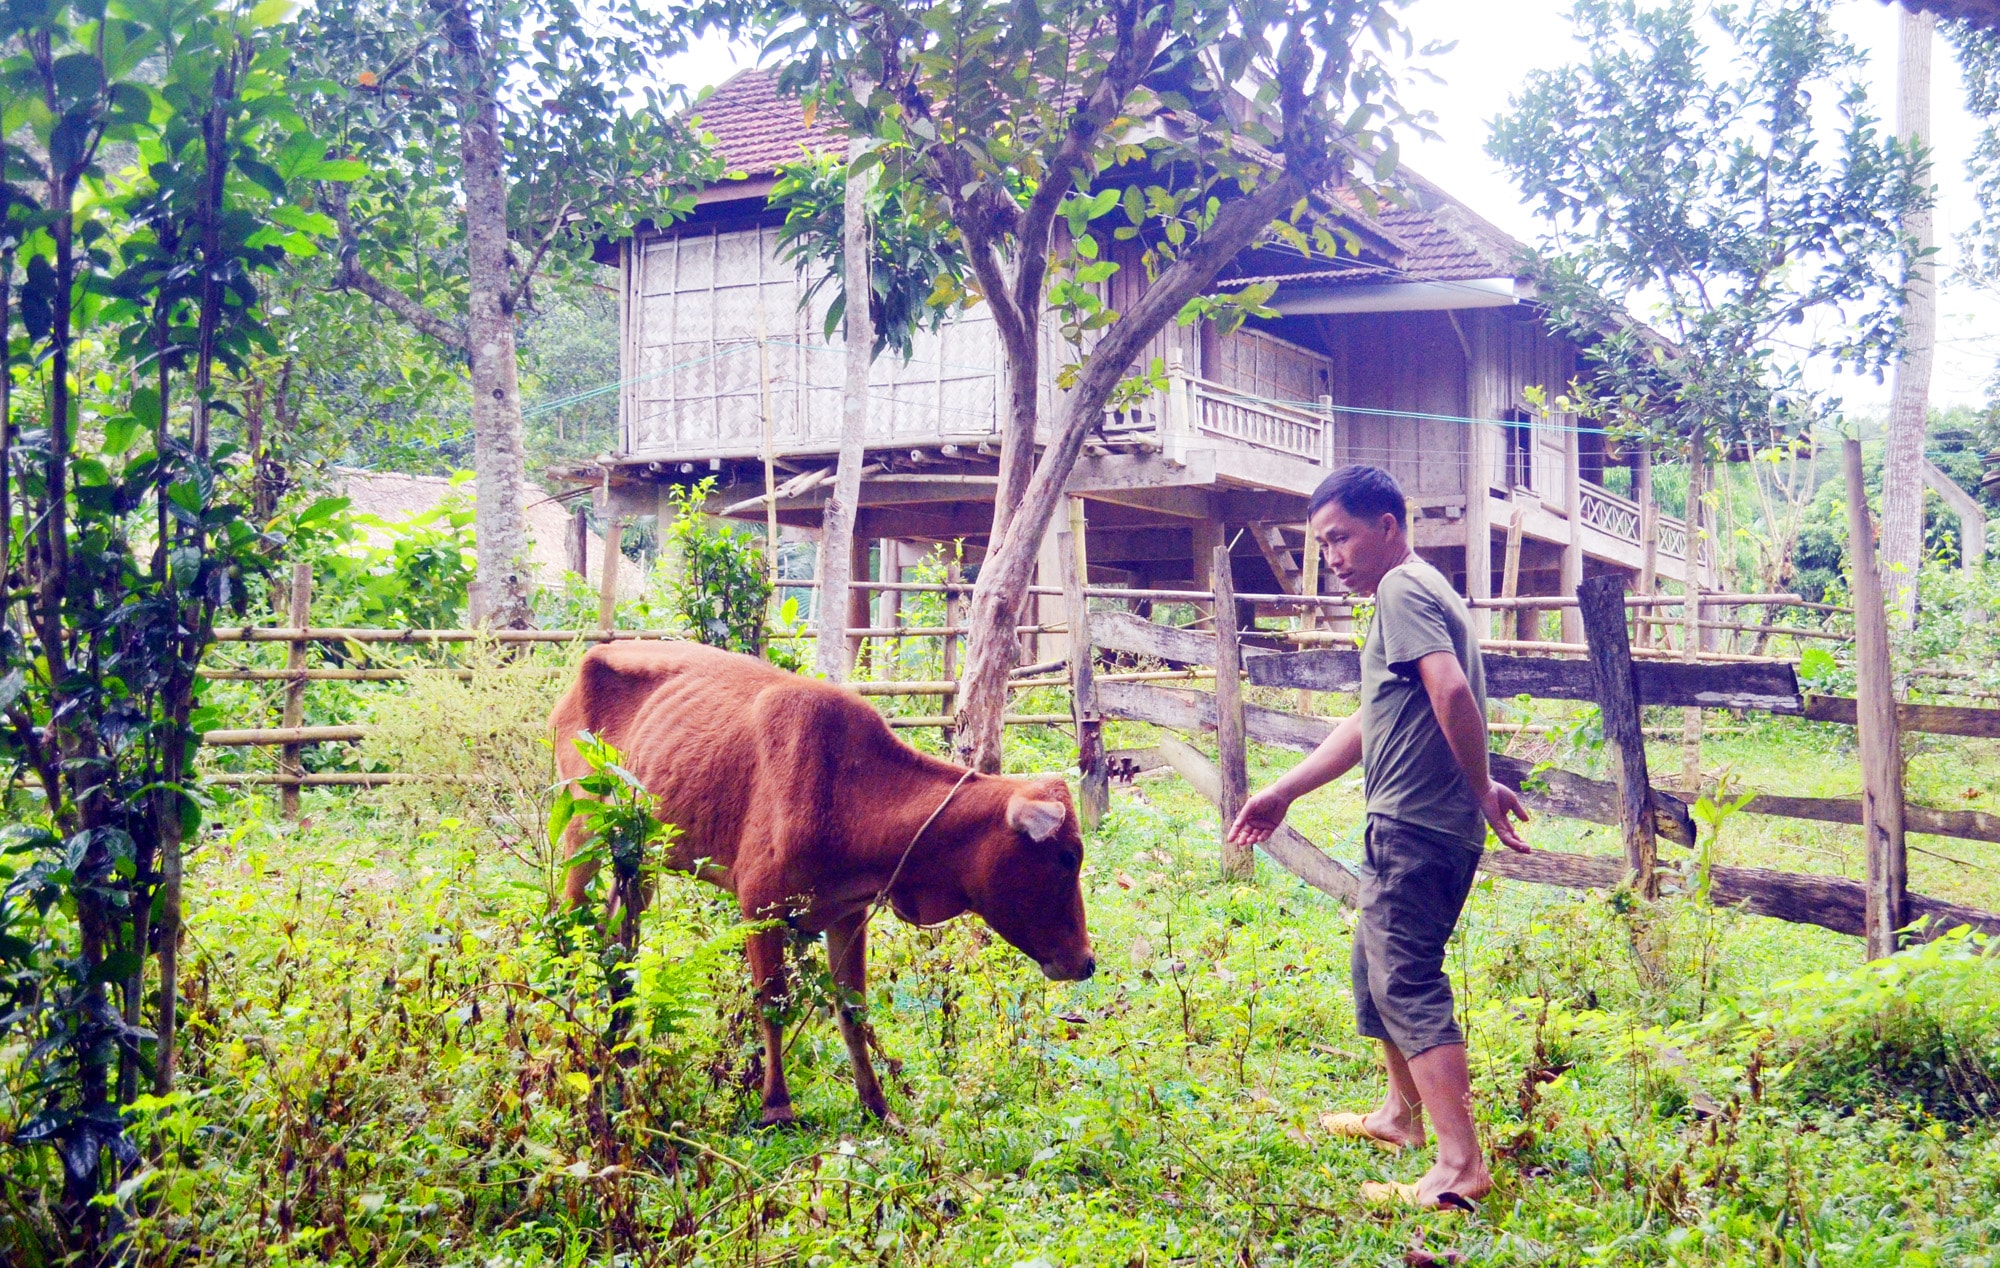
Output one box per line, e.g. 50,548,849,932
200,456,1995,953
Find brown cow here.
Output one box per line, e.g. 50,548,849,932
550,639,1094,1124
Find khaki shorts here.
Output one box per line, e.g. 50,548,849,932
1350,815,1482,1058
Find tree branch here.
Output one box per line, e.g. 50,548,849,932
324,181,469,354
1009,0,1167,319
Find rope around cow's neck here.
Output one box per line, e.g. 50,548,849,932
866,767,976,926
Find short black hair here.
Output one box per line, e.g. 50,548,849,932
1306,464,1407,528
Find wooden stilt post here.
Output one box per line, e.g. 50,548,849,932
1063,497,1108,829
1213,543,1252,879
279,561,312,820
1577,574,1658,898
1844,438,1908,958
1500,504,1525,642
597,517,623,632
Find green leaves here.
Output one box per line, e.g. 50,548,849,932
1491,0,1924,448
770,151,969,361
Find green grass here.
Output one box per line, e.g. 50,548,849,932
54,710,1998,1267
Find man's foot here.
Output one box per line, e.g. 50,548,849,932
1362,1104,1425,1150
1320,1111,1409,1153
1414,1159,1491,1207
1359,1181,1476,1213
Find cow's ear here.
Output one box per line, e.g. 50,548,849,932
1006,793,1067,842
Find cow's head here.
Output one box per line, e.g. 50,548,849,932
959,777,1095,981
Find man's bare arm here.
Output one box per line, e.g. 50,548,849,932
1415,650,1530,853
1226,712,1363,847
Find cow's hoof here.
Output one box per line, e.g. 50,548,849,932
759,1103,798,1127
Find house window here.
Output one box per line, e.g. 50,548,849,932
1504,409,1534,491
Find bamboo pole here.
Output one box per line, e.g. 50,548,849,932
279,562,311,818
1844,438,1908,958
598,516,623,632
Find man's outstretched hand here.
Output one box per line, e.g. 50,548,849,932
1482,780,1531,853
1228,786,1295,848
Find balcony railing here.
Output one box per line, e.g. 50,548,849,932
1578,480,1694,562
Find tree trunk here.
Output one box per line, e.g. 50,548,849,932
990,325,1039,547
814,115,875,682
953,175,1309,770
439,0,534,630
1880,3,1936,623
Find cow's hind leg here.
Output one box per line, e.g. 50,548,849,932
826,911,889,1121
744,926,795,1125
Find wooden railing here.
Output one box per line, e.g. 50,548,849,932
1578,479,1698,564
1187,379,1327,463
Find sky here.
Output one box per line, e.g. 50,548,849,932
658,1,2000,420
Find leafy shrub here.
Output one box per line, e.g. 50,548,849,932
1751,929,2000,1124
361,643,577,900
306,475,477,628
662,478,771,656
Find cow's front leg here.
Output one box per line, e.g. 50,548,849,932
825,911,888,1120
744,926,795,1125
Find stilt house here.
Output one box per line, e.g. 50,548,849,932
583,69,1712,639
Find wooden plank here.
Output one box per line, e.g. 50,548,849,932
1248,647,1801,712
1636,659,1803,711
1098,680,1336,754
1476,849,2000,940
1578,575,1658,896
1488,753,1696,848
1213,544,1252,878
1091,610,1277,668
1844,437,1908,959
1250,522,1303,595
1153,735,1359,904
1742,794,2000,845
1804,694,2000,738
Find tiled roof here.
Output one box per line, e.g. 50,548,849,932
1372,172,1526,281
684,68,1527,286
690,68,846,176
1899,0,2000,27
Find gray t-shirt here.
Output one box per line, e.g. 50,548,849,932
1359,558,1487,849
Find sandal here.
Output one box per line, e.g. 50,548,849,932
1319,1111,1407,1153
1360,1181,1476,1213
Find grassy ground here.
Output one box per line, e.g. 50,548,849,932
74,702,2000,1267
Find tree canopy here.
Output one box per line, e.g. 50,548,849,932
1490,0,1926,449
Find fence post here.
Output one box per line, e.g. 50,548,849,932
1844,438,1908,958
1213,543,1252,879
1577,574,1658,898
598,516,623,633
941,559,962,746
1500,504,1524,641
279,561,312,819
1297,531,1319,715
1061,501,1108,829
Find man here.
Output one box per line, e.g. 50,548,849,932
1228,464,1529,1211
